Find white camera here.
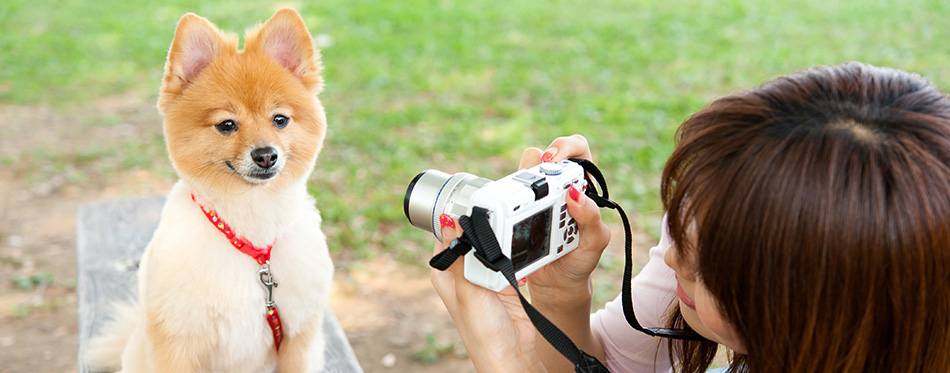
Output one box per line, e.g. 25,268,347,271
405,161,585,291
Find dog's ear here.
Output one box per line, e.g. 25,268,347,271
245,8,323,93
161,13,235,99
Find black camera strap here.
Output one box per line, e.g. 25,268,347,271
429,159,706,373
568,159,707,342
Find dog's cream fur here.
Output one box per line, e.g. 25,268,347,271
86,9,332,372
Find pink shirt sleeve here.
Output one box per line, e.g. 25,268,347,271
590,215,677,372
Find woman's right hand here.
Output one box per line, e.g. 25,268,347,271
518,135,612,371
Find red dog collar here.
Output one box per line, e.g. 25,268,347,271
192,193,273,264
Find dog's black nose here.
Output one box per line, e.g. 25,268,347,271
251,147,279,169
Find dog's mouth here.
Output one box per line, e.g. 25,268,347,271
248,169,279,181
225,160,281,183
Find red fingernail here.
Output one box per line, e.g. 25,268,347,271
518,278,527,287
439,214,456,229
569,185,580,202
541,149,556,162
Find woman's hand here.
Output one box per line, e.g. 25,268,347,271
520,135,612,372
430,218,547,372
520,135,612,303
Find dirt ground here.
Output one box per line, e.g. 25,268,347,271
0,96,653,372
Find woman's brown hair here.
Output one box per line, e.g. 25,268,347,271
660,62,950,372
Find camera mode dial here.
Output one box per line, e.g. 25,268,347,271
540,162,563,176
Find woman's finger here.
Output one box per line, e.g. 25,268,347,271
540,134,593,163
430,215,464,305
566,184,610,253
519,147,544,170
438,217,474,290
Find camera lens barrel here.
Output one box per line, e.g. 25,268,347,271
404,169,490,242
405,169,450,232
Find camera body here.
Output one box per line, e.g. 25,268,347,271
405,161,585,291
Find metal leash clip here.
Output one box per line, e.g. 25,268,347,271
258,262,278,307
257,260,284,350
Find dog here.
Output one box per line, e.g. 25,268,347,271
85,8,332,372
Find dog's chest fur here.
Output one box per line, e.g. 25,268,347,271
137,180,332,370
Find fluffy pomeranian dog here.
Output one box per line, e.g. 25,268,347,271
86,8,332,372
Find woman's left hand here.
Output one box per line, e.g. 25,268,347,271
430,218,548,372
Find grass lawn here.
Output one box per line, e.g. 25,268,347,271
3,0,950,261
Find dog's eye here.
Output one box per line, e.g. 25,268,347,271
273,115,289,128
215,120,237,134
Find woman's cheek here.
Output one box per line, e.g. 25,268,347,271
694,289,746,353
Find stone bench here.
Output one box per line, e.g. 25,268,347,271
76,196,362,372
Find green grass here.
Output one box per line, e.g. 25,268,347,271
3,0,950,261
415,334,460,364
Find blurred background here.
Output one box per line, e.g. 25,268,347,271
1,0,949,371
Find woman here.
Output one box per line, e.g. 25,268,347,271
430,62,950,372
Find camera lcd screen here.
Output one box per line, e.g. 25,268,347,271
510,207,553,272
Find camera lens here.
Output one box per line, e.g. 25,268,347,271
404,169,490,242
404,170,447,230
